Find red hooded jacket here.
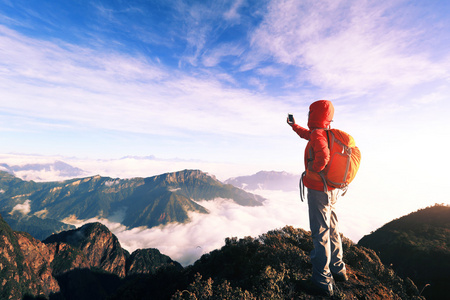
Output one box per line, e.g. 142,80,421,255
292,100,335,191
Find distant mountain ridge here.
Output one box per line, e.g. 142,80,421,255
0,160,86,181
358,204,450,300
0,169,264,238
224,170,300,191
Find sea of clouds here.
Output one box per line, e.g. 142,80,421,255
62,189,380,267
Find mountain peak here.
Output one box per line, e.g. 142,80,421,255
358,204,449,300
150,169,215,184
0,216,185,299
0,170,264,234
44,222,129,277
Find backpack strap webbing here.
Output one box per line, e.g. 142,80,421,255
319,171,328,193
299,172,306,202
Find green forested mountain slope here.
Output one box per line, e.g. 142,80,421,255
358,204,450,300
0,169,264,237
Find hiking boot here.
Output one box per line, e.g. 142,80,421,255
332,272,348,282
298,278,334,297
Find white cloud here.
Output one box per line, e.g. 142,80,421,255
63,191,310,266
74,156,254,182
251,0,450,94
11,199,31,215
256,66,286,77
412,92,447,105
0,153,60,166
0,24,291,142
223,0,245,21
104,180,120,187
201,43,244,67
13,168,70,182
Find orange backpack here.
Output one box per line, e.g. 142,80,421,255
320,129,361,194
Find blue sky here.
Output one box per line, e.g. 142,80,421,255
1,0,449,225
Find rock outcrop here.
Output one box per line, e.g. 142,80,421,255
126,248,182,276
0,215,60,299
0,215,183,299
44,222,129,278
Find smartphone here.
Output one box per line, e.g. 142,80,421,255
288,113,294,123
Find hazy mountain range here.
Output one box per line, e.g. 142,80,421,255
1,159,299,191
0,160,86,181
0,169,264,240
0,166,299,242
224,170,300,191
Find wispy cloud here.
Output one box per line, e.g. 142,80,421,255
3,0,445,152
0,24,291,143
223,0,246,21
250,0,450,94
201,42,245,67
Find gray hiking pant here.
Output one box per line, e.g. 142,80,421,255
307,188,346,289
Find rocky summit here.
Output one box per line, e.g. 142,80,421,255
1,212,427,300
0,215,182,300
43,222,130,278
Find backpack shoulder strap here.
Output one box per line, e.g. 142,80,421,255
299,172,306,202
326,129,331,149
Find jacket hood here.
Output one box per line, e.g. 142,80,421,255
307,100,334,129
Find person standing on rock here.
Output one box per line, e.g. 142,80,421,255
287,100,348,297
